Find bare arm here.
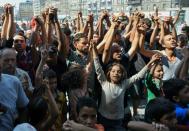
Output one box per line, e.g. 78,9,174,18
82,20,89,34
96,26,112,54
123,14,133,39
159,20,165,45
39,86,59,131
46,8,53,46
63,120,98,131
79,15,84,32
127,28,140,60
95,11,109,43
102,23,116,64
35,17,47,48
138,24,160,58
54,8,67,58
7,4,14,39
105,15,111,28
173,9,181,25
129,13,139,42
35,49,47,88
150,25,158,49
128,121,170,131
88,15,94,43
170,20,177,41
1,5,9,40
76,12,83,32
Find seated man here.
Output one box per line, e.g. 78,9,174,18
63,97,104,131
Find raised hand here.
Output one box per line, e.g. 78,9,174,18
78,11,82,18
3,4,9,16
86,14,94,24
150,54,161,64
41,49,48,63
7,4,14,15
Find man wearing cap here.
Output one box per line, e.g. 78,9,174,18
0,50,29,130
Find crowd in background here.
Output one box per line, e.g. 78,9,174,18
0,3,189,131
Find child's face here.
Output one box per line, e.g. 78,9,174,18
77,106,97,128
112,47,122,61
110,65,122,84
160,111,177,128
46,78,57,90
163,35,177,49
153,65,164,80
178,85,189,104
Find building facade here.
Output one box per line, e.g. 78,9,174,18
33,0,46,16
19,0,34,20
69,0,88,17
142,0,189,11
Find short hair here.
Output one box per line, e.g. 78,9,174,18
74,32,87,43
163,79,189,102
76,97,97,114
178,34,188,43
145,97,175,123
143,18,152,28
43,69,56,79
181,26,189,33
2,48,17,57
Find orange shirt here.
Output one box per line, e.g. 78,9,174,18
95,124,104,131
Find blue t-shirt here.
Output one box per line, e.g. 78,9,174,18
175,104,189,125
0,74,29,130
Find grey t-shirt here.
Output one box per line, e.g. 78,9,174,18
162,50,183,80
0,74,29,130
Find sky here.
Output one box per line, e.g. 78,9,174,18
0,0,25,8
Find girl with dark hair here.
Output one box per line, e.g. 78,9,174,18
144,61,164,102
61,65,89,121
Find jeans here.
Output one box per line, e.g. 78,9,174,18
98,113,126,131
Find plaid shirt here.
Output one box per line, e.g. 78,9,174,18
67,50,88,66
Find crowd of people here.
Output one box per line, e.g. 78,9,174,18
0,3,189,131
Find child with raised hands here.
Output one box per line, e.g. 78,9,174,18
144,60,164,102
92,39,161,130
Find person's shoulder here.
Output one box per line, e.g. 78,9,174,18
16,68,28,75
2,74,19,81
2,74,22,87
